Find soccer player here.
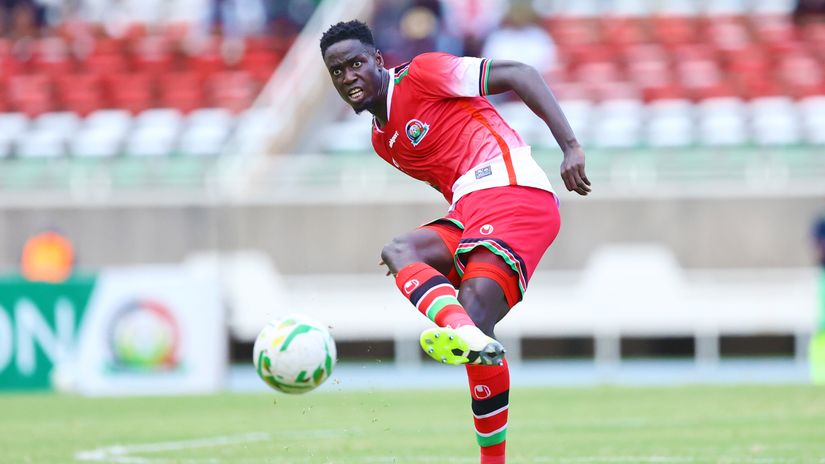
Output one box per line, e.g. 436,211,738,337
320,20,589,464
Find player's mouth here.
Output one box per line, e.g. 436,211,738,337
347,87,365,103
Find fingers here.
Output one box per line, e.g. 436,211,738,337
379,259,391,276
561,166,591,196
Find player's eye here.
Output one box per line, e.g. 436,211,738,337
332,69,342,76
353,61,362,68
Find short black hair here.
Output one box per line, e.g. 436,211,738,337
320,20,375,56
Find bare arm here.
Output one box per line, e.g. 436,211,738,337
487,60,590,196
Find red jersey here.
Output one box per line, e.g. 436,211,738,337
372,52,554,205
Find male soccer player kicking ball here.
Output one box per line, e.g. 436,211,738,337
321,20,589,464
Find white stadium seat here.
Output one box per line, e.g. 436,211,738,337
187,108,234,131
698,98,748,146
135,108,184,132
70,128,124,158
559,99,592,145
17,129,66,158
750,97,801,146
178,124,231,156
799,96,825,145
646,99,694,147
34,112,81,139
0,113,29,158
85,109,133,134
0,112,29,138
125,126,177,157
593,100,643,148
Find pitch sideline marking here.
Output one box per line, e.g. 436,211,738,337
75,435,802,464
74,432,271,464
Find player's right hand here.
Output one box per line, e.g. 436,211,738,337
560,146,591,196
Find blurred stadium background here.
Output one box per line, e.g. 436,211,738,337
1,0,824,397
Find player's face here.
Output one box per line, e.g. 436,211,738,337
323,39,385,114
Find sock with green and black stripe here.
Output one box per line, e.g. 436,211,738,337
395,262,475,328
467,359,509,464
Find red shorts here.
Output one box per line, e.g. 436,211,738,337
422,186,561,301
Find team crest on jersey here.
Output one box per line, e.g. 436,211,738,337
405,119,430,147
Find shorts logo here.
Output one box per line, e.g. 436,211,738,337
480,224,494,235
473,384,492,399
405,119,430,147
389,130,399,148
403,279,420,295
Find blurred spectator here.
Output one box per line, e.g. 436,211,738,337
441,0,507,57
211,0,267,39
372,0,459,66
481,0,555,72
1,0,46,39
793,0,825,24
20,228,76,283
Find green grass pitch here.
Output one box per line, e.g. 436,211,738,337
2,385,824,463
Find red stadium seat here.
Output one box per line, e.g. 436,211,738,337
240,50,281,84
208,71,257,113
132,36,175,75
159,72,205,113
107,73,155,114
643,82,688,102
600,17,649,46
653,16,698,46
84,52,129,76
56,74,102,116
9,74,53,116
544,17,600,46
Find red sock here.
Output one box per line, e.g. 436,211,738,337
467,359,509,464
395,262,475,328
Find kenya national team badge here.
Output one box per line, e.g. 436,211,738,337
405,119,430,147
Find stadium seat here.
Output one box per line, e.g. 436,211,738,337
108,73,155,114
209,71,257,113
0,112,30,140
698,97,748,146
187,108,234,130
70,128,123,158
799,96,825,144
177,124,230,156
593,99,644,148
56,74,102,116
135,108,184,132
9,74,53,116
125,126,177,157
646,99,695,147
85,109,133,135
750,97,801,146
0,113,26,158
158,72,205,113
16,128,66,158
34,112,81,139
558,99,593,144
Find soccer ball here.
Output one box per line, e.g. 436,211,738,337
252,315,337,394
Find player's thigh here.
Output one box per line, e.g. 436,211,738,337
380,225,457,276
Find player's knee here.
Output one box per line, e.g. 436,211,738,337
380,236,417,270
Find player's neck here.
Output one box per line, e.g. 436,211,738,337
371,68,390,127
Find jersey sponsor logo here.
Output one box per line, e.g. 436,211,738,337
475,166,492,179
480,224,494,235
389,130,399,148
403,279,420,295
405,119,430,147
473,384,492,399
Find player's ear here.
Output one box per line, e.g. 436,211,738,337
374,49,384,67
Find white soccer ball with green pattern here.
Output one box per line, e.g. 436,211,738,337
252,315,337,394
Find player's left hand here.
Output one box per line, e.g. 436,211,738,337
560,146,590,196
